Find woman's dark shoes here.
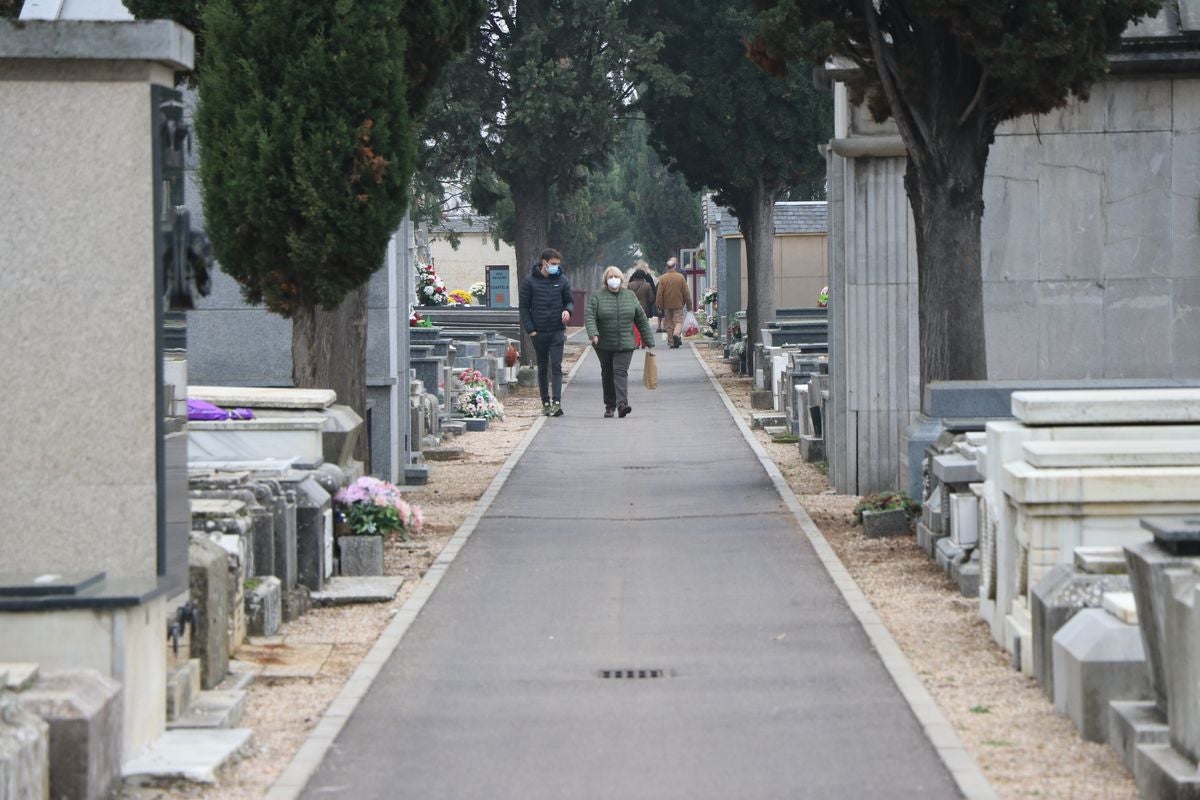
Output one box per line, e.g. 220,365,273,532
618,402,632,418
604,408,615,418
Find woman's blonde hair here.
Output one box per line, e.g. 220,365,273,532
602,266,624,286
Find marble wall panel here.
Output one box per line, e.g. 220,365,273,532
1038,281,1106,378
1181,0,1200,31
1103,132,1173,279
1102,279,1174,377
983,137,1042,283
367,254,390,309
187,309,293,386
1172,280,1200,377
366,306,389,380
1038,135,1106,282
984,282,1041,380
1034,85,1110,135
1176,79,1200,133
1106,78,1173,132
1171,132,1200,278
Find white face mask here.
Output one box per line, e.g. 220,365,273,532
606,277,621,290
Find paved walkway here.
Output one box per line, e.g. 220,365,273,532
298,343,963,799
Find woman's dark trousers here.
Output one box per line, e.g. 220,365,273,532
597,349,633,410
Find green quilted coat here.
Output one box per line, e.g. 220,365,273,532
585,288,656,351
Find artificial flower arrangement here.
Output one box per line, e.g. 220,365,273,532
457,386,504,419
448,289,474,306
416,262,449,306
728,319,742,339
817,286,829,308
456,367,493,390
409,309,433,327
701,287,718,305
469,281,487,301
334,476,424,540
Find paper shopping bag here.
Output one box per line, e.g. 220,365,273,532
643,351,658,390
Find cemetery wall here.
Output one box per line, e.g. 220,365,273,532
828,74,1200,495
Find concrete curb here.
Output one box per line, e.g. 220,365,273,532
266,346,594,800
692,345,998,800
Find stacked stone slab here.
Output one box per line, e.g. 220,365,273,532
981,388,1200,675
15,669,122,800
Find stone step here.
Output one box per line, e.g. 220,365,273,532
441,420,467,437
123,729,253,784
166,689,246,730
763,425,789,437
216,660,260,693
166,659,201,722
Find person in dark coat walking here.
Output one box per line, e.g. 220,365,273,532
627,268,657,328
519,248,573,416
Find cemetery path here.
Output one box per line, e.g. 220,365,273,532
296,344,962,799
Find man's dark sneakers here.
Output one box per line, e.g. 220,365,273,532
618,402,632,418
542,402,553,416
604,408,615,418
673,335,682,348
549,402,563,417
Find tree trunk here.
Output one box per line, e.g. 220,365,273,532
510,177,550,365
740,181,776,378
904,139,989,394
292,284,369,463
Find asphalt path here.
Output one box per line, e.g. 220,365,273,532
301,341,961,799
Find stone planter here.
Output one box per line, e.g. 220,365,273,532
862,508,910,538
464,417,488,432
337,535,384,576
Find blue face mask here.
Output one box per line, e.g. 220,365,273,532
547,263,561,275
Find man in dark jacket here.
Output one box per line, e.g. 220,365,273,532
519,248,573,416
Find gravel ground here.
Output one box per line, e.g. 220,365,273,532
695,344,1138,800
129,340,1137,800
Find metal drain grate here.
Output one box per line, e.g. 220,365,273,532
598,668,667,679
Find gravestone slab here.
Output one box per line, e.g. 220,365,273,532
187,386,335,410
1012,388,1200,426
17,669,121,800
188,537,230,690
1075,546,1128,574
0,702,48,800
244,577,281,638
1030,564,1131,699
1053,609,1152,742
1110,700,1169,772
1126,540,1196,713
121,729,252,784
337,536,384,577
309,577,405,607
283,474,331,593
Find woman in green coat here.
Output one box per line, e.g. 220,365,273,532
585,266,656,418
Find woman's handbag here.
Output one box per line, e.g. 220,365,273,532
643,351,658,390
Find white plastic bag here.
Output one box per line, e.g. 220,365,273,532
682,310,700,338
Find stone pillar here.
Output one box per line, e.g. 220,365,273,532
0,18,194,762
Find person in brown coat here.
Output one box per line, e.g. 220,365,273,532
654,257,690,348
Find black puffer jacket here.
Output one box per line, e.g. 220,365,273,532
519,264,573,333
